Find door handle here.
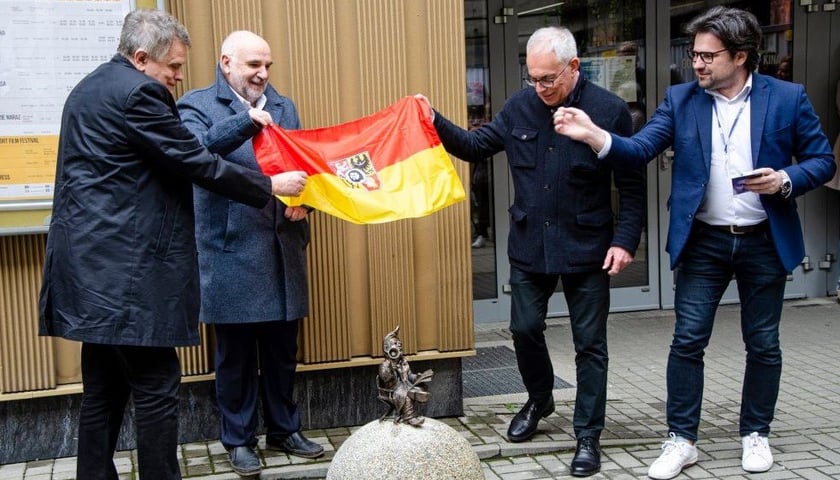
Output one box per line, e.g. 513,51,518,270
660,149,675,171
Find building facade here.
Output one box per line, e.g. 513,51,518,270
0,0,838,464
467,0,840,321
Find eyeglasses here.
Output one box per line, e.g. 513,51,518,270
687,48,729,64
525,63,570,89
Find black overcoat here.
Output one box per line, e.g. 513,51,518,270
39,55,272,347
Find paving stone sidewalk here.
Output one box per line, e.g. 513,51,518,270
1,298,838,479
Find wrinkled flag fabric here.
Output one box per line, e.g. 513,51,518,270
253,96,465,224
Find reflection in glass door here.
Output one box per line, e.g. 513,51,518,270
465,0,498,303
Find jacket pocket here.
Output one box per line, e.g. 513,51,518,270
153,203,174,259
222,201,241,252
576,210,612,228
507,204,533,265
509,127,538,168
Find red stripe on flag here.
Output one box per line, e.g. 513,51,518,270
253,96,440,176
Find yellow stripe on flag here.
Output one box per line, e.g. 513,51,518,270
280,144,464,224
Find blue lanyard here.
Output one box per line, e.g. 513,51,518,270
712,91,751,155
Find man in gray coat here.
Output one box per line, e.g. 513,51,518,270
38,11,306,480
177,30,323,477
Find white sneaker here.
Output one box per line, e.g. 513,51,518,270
471,235,487,248
741,432,773,473
648,433,698,480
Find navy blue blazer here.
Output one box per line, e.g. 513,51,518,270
434,77,646,275
606,73,835,272
177,68,310,324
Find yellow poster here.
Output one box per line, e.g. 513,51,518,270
0,135,59,200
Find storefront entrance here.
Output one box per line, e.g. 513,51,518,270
468,0,840,322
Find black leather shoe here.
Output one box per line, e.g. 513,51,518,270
266,431,325,459
507,397,555,442
570,437,601,477
228,445,261,477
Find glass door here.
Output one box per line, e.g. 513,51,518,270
465,0,498,312
468,0,660,322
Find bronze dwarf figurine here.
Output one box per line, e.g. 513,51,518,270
376,326,434,426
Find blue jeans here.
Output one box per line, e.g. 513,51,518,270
509,265,609,439
667,222,787,441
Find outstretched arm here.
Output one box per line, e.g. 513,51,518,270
553,107,609,152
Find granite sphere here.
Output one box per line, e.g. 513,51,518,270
326,417,483,480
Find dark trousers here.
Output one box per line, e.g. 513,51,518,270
214,320,301,449
668,223,787,441
509,265,610,439
77,343,181,480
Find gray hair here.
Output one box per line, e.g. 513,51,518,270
117,9,191,61
526,27,577,64
685,6,762,72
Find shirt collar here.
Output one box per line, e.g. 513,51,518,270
562,70,585,107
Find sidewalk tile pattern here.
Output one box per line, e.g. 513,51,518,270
1,299,838,479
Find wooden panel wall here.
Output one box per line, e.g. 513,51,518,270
0,235,54,393
167,0,474,364
0,0,473,396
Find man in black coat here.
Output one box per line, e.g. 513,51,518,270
38,10,306,480
422,26,645,477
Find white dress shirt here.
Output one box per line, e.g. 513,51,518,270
696,75,766,227
595,75,768,227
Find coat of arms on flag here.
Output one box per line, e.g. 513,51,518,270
253,96,465,224
329,152,381,191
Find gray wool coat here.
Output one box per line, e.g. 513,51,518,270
177,67,310,324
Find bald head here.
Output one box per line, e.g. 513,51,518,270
219,30,272,105
221,30,269,58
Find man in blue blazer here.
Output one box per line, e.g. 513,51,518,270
424,26,646,477
554,7,835,480
177,31,323,477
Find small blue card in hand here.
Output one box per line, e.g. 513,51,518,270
731,170,762,195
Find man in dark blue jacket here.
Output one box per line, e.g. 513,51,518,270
554,7,835,479
177,30,323,477
39,11,305,480
423,26,646,477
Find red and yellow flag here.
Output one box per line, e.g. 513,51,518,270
253,96,465,224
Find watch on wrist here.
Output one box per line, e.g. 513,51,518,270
779,172,792,198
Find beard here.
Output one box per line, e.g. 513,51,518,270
232,78,267,105
243,85,266,104
694,70,718,90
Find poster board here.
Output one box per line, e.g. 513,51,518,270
0,0,132,234
579,55,638,103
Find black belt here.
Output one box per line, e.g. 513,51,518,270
698,220,767,235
